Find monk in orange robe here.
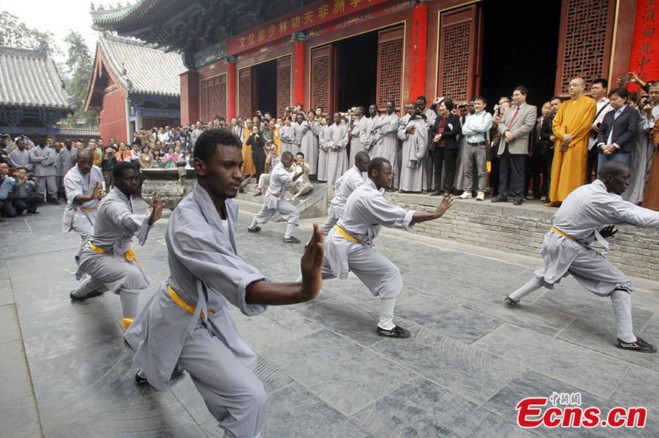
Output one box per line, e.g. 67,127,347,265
548,78,597,205
241,120,256,176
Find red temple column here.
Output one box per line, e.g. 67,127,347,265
293,32,308,107
227,57,236,119
408,1,428,100
628,0,659,82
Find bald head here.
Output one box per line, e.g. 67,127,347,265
354,151,370,172
599,161,630,195
76,147,94,174
568,78,586,99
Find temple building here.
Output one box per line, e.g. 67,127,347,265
0,44,74,137
89,0,659,124
84,32,187,143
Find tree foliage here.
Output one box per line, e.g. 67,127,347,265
0,11,61,57
62,30,97,128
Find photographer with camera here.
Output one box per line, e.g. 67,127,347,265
11,167,40,215
0,162,17,218
246,123,266,182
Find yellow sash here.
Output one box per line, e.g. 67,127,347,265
88,242,141,265
551,226,576,241
168,285,213,317
335,225,361,243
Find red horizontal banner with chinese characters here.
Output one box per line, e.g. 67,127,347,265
226,0,390,55
628,0,659,82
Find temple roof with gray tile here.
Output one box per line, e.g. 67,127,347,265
94,32,187,98
0,45,73,110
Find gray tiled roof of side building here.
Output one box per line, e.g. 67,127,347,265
0,45,73,109
97,32,187,97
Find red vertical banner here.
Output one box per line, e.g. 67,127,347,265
227,60,236,119
294,39,306,106
629,0,659,82
409,2,428,100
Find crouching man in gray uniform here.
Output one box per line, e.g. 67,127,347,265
322,157,453,338
125,129,324,438
505,161,659,353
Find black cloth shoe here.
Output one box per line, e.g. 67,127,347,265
283,236,301,243
429,190,442,196
135,365,185,385
70,290,103,302
247,226,261,233
512,199,523,206
377,325,411,338
504,297,519,306
616,337,656,353
491,196,507,203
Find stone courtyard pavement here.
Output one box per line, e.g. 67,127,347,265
1,199,658,437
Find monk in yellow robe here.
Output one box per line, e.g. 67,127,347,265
242,120,255,176
548,78,596,205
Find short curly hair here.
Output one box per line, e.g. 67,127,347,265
193,128,242,163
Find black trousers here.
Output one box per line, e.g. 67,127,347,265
528,147,549,197
498,146,527,202
12,195,40,214
252,152,266,182
431,147,458,193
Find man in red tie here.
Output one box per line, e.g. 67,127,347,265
492,86,537,205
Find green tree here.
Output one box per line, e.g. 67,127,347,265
62,30,97,128
0,11,61,56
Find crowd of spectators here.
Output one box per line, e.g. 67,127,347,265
1,71,657,222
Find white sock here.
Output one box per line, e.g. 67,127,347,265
249,218,258,229
284,223,296,239
509,277,543,302
378,297,396,330
610,289,636,343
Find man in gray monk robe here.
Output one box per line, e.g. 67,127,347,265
69,161,164,330
397,103,429,192
125,129,324,438
322,157,453,338
326,112,350,186
319,151,369,236
62,148,105,245
30,139,59,204
372,100,401,187
505,161,659,353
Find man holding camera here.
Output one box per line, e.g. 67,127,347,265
11,167,40,215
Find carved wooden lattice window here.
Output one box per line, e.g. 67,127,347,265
311,46,334,113
239,68,253,118
557,0,613,94
441,22,471,103
437,5,480,103
200,74,226,122
376,27,404,110
277,56,292,118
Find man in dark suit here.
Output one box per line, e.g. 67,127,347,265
430,98,462,195
493,86,537,205
595,87,640,171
